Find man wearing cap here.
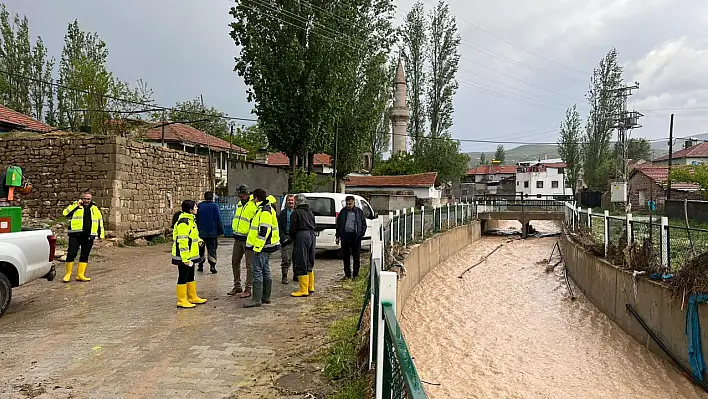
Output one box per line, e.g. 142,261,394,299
229,184,257,297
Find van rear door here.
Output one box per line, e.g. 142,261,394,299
305,196,338,233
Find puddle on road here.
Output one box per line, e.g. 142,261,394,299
402,221,706,399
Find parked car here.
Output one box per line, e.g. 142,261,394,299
0,228,57,318
281,193,377,251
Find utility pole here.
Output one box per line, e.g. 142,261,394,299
201,94,215,192
161,110,166,147
667,114,674,200
610,83,642,212
333,120,339,193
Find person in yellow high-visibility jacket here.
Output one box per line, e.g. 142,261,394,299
61,190,105,283
171,200,208,308
243,189,280,308
230,184,257,297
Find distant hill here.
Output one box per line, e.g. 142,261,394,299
650,132,708,159
466,144,559,167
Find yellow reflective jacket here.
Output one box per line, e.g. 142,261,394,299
246,195,280,253
232,195,257,240
171,212,202,265
62,201,105,239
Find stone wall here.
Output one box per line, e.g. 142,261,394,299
0,133,211,237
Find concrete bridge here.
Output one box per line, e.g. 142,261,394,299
476,199,566,238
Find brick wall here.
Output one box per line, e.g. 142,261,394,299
628,173,703,212
0,133,211,237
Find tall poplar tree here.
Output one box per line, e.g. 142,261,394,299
401,0,427,156
583,48,623,189
558,104,582,197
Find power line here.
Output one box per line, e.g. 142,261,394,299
417,0,589,76
0,69,258,123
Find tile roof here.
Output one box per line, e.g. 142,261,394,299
541,162,567,168
467,165,517,175
653,142,708,161
144,123,246,153
346,172,438,188
266,152,332,166
632,165,701,190
0,105,53,132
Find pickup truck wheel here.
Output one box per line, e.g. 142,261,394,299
45,264,56,282
0,272,11,318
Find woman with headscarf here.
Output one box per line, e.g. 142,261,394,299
171,200,208,308
289,194,317,297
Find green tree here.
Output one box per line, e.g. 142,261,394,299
57,20,152,134
232,123,269,159
670,165,708,199
0,6,54,123
620,137,652,160
479,152,487,165
401,0,427,156
417,136,469,183
426,0,459,139
372,151,422,176
558,104,582,197
166,97,228,138
494,144,505,163
583,48,623,189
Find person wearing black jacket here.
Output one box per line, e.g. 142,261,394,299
277,194,296,284
335,196,367,279
289,194,317,297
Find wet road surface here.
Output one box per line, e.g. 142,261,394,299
401,222,707,399
0,240,345,398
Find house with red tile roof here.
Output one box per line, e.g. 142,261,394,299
653,140,708,166
516,161,573,197
0,105,53,133
143,122,247,188
461,164,517,197
628,165,703,211
264,152,334,174
345,172,441,201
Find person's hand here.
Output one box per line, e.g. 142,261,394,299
335,237,340,245
199,241,205,247
77,198,84,206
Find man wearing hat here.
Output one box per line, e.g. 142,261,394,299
229,184,257,297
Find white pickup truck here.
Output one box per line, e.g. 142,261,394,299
0,228,57,318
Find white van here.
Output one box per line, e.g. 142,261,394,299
281,193,377,251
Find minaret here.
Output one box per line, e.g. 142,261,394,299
390,60,409,153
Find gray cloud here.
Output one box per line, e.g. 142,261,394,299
5,0,708,152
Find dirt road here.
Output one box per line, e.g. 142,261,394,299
0,239,349,398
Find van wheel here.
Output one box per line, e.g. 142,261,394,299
0,272,11,318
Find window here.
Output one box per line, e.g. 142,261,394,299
362,201,374,219
552,181,559,188
557,168,565,174
306,197,336,217
517,181,519,186
524,181,529,188
462,189,469,195
536,181,544,189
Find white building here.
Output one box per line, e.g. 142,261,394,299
515,162,573,197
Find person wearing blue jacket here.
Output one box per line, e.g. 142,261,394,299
196,191,224,274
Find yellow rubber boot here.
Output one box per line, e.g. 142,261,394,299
291,275,309,297
176,285,195,308
62,262,74,283
186,281,207,304
76,262,91,282
308,271,315,293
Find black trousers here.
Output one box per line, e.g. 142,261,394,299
293,230,316,277
66,234,95,263
341,232,362,277
198,237,218,266
177,263,196,285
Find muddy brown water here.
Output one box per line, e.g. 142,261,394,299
401,221,707,399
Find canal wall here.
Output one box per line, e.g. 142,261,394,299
562,232,708,371
396,221,482,319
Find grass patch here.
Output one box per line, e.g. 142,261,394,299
149,235,169,245
322,265,370,399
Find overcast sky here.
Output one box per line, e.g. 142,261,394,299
5,0,707,153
